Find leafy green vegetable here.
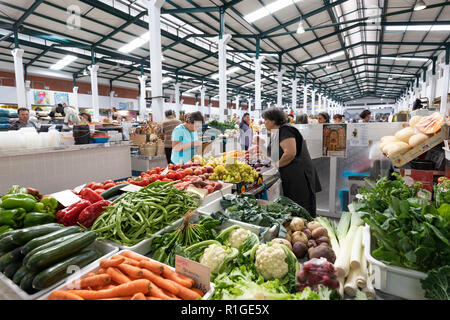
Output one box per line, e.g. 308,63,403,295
354,289,374,300
420,266,450,300
434,178,450,208
438,203,450,223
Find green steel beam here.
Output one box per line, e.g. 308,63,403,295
223,0,244,9
14,0,44,27
24,44,54,67
162,7,220,14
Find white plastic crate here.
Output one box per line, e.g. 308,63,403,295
0,240,118,300
40,249,214,300
362,225,427,300
200,183,233,205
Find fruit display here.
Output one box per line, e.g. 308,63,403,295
208,162,259,184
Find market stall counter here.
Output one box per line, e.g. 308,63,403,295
0,142,132,195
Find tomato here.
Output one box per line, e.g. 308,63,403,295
200,167,208,174
173,172,182,180
149,174,160,182
95,188,106,194
183,168,194,176
194,168,203,176
103,180,114,185
90,183,104,190
103,183,116,190
86,182,96,188
162,178,173,182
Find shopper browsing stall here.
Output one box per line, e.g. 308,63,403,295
318,112,330,124
162,109,181,164
239,112,253,151
10,108,37,130
171,111,204,164
262,108,322,216
295,113,308,124
360,109,371,123
333,114,344,123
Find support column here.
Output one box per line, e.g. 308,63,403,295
88,64,100,122
247,98,253,116
291,78,299,113
11,48,27,109
311,89,317,115
25,80,32,110
317,93,322,115
138,75,148,121
72,86,79,113
147,0,165,122
199,86,206,110
234,95,240,118
253,56,265,110
109,90,115,114
303,84,309,114
276,69,286,108
174,82,181,115
440,62,449,116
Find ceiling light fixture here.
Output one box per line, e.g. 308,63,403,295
50,55,77,70
211,66,241,79
296,21,305,34
307,51,345,65
326,63,332,69
381,56,428,62
414,0,427,11
244,0,302,23
119,32,150,53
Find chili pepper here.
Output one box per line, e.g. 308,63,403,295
0,225,14,235
23,211,56,227
79,187,104,203
78,200,111,228
0,208,26,228
26,187,42,201
0,194,37,212
60,200,91,226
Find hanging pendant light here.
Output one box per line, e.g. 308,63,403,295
414,0,426,11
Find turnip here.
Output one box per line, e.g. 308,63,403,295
302,228,312,239
290,217,305,232
309,245,336,263
316,236,330,245
312,227,328,239
291,231,308,245
292,242,307,258
307,221,322,231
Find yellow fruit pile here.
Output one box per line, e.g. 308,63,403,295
208,161,259,184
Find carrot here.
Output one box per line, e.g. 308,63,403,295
106,267,131,284
190,288,205,297
131,292,146,300
49,290,84,300
98,296,133,300
147,297,163,300
69,279,151,300
162,289,181,300
79,274,111,289
146,280,174,300
93,284,115,291
141,269,179,295
163,270,194,288
139,260,164,275
85,272,97,278
117,264,143,279
100,257,125,268
121,251,147,262
169,281,202,300
97,268,105,274
113,255,140,266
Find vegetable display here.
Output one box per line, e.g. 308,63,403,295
0,223,99,294
90,181,199,246
48,251,203,300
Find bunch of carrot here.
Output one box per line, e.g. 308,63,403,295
49,251,204,300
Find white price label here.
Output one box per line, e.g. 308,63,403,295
160,167,169,176
51,190,82,207
175,255,211,294
120,184,143,192
73,184,86,194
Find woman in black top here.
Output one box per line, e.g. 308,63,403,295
262,108,322,216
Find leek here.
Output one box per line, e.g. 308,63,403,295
334,225,357,277
363,273,376,299
344,266,362,297
356,247,368,289
350,226,363,269
336,211,352,244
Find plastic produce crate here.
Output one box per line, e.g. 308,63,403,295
0,240,118,300
362,225,427,300
40,249,214,300
200,183,233,205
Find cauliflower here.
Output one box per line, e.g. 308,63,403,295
228,228,249,248
199,244,228,273
254,243,289,280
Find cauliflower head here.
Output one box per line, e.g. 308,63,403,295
228,228,250,249
254,243,289,280
199,243,227,273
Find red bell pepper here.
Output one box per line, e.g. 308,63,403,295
26,187,42,201
78,200,111,227
59,200,91,226
80,187,104,203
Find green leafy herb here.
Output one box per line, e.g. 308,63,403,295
420,266,450,300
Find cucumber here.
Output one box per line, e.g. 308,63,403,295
21,226,82,256
0,250,19,272
23,233,82,266
100,183,128,200
32,249,99,290
25,231,97,271
12,265,30,285
0,223,63,252
19,271,38,294
4,261,22,279
9,246,24,260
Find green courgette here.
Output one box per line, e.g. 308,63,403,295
100,183,128,200
3,261,22,279
32,249,99,290
9,246,24,260
21,226,82,256
0,223,63,252
25,231,97,271
0,250,19,272
12,265,30,285
23,233,82,266
19,271,38,294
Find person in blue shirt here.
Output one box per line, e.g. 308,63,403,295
171,111,204,164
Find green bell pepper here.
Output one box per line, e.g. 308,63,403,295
33,202,46,213
0,194,37,212
40,197,58,214
0,225,14,235
23,212,55,227
0,208,26,228
5,185,28,195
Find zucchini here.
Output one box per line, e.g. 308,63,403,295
100,183,128,200
0,223,63,252
13,265,30,285
23,233,82,266
9,246,24,260
21,226,82,256
19,271,38,294
25,231,96,271
4,261,22,279
32,249,99,290
0,250,20,272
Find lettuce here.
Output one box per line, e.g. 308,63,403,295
420,266,450,300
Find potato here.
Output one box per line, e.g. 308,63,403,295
307,239,317,248
319,242,329,247
271,238,292,251
286,233,292,243
308,247,315,258
291,231,308,245
290,217,305,232
302,229,312,239
312,227,328,239
309,245,336,263
316,236,330,245
306,221,322,231
292,242,308,258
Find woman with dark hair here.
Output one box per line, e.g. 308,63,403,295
360,109,371,123
162,109,181,164
295,113,308,124
333,114,344,123
318,112,330,124
239,112,253,151
262,108,322,216
412,98,423,111
171,111,204,164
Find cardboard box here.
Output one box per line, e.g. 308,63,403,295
400,169,434,192
390,125,448,167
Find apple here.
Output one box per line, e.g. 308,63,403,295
194,168,203,176
204,166,214,173
183,168,194,176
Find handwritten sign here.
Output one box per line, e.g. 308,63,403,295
73,184,86,194
160,167,169,176
51,190,81,207
175,255,211,294
120,184,143,192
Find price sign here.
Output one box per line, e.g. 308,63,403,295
160,167,169,176
51,190,82,207
120,184,143,192
73,184,86,194
175,255,211,294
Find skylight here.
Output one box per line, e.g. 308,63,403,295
118,32,150,53
381,56,428,62
244,0,301,23
385,25,450,32
50,55,77,70
211,67,241,79
305,51,345,65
